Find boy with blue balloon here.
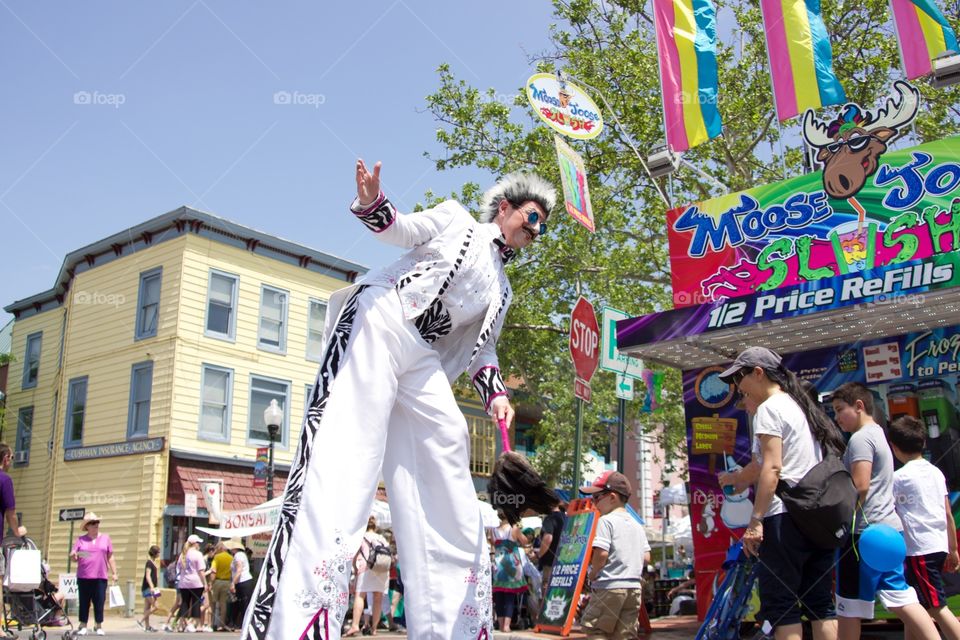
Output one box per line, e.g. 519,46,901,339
831,382,939,640
889,415,960,640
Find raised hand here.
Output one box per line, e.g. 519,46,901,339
356,159,382,207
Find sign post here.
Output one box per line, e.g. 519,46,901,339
59,506,84,616
569,297,600,491
601,306,644,472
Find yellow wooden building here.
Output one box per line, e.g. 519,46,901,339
1,205,500,608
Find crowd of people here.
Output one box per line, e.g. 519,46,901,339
719,347,960,640
61,522,258,635
9,340,960,640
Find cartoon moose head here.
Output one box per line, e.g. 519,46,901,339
803,81,920,200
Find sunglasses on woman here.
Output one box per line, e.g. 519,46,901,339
730,369,748,386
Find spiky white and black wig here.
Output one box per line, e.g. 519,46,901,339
478,171,557,223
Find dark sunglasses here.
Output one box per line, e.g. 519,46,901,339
510,202,547,236
730,370,747,386
524,210,547,236
826,134,878,155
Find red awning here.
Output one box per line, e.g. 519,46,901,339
168,456,287,512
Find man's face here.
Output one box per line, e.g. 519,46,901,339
0,453,11,471
832,399,860,432
496,199,548,250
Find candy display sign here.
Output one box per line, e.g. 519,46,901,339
536,502,598,635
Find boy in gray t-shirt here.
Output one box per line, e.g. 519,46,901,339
580,471,651,640
832,382,938,640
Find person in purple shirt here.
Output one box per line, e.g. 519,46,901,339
0,444,25,538
0,443,27,627
71,512,118,636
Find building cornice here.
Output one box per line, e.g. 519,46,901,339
5,206,368,318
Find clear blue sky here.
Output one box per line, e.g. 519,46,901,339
0,1,556,320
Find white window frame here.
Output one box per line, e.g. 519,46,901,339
135,267,162,340
64,376,88,448
15,406,33,466
22,332,42,389
257,285,289,354
247,374,290,448
204,269,239,342
199,364,234,443
127,361,153,439
304,383,313,420
306,298,328,362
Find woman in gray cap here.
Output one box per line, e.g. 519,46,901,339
719,347,845,640
242,160,555,640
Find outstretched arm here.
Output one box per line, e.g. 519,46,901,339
351,158,458,247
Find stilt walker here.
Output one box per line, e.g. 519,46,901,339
241,159,557,640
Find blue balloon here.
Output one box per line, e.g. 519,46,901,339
859,524,906,573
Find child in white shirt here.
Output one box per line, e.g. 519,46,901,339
889,415,960,640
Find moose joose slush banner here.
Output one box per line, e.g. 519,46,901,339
537,500,598,635
667,82,960,308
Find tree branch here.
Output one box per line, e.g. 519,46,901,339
504,323,567,334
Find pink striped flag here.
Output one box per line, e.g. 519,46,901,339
890,0,959,79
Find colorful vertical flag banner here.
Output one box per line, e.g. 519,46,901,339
253,447,268,488
653,0,723,152
554,135,595,233
761,0,847,121
890,0,959,79
641,370,666,413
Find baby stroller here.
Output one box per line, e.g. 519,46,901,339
1,536,77,640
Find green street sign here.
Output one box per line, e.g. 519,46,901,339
600,306,644,379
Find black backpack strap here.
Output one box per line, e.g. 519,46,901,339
775,479,789,497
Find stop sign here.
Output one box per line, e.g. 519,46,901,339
569,296,600,382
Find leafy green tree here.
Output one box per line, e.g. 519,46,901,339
425,0,960,487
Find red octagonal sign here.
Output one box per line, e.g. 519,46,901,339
569,296,600,382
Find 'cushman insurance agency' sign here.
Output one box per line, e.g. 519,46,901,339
64,437,165,461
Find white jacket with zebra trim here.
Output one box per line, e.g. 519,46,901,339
320,192,511,412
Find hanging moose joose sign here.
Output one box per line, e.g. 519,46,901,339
666,82,960,309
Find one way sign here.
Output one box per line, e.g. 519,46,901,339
616,374,634,401
58,507,85,522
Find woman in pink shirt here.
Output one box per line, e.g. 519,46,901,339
71,512,118,636
177,535,209,633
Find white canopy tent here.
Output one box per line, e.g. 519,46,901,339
197,497,282,538
200,496,502,537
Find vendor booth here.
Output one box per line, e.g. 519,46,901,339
615,85,960,620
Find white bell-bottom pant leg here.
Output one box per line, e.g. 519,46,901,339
243,287,434,640
382,354,494,640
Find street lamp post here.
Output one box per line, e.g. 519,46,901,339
263,399,282,501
